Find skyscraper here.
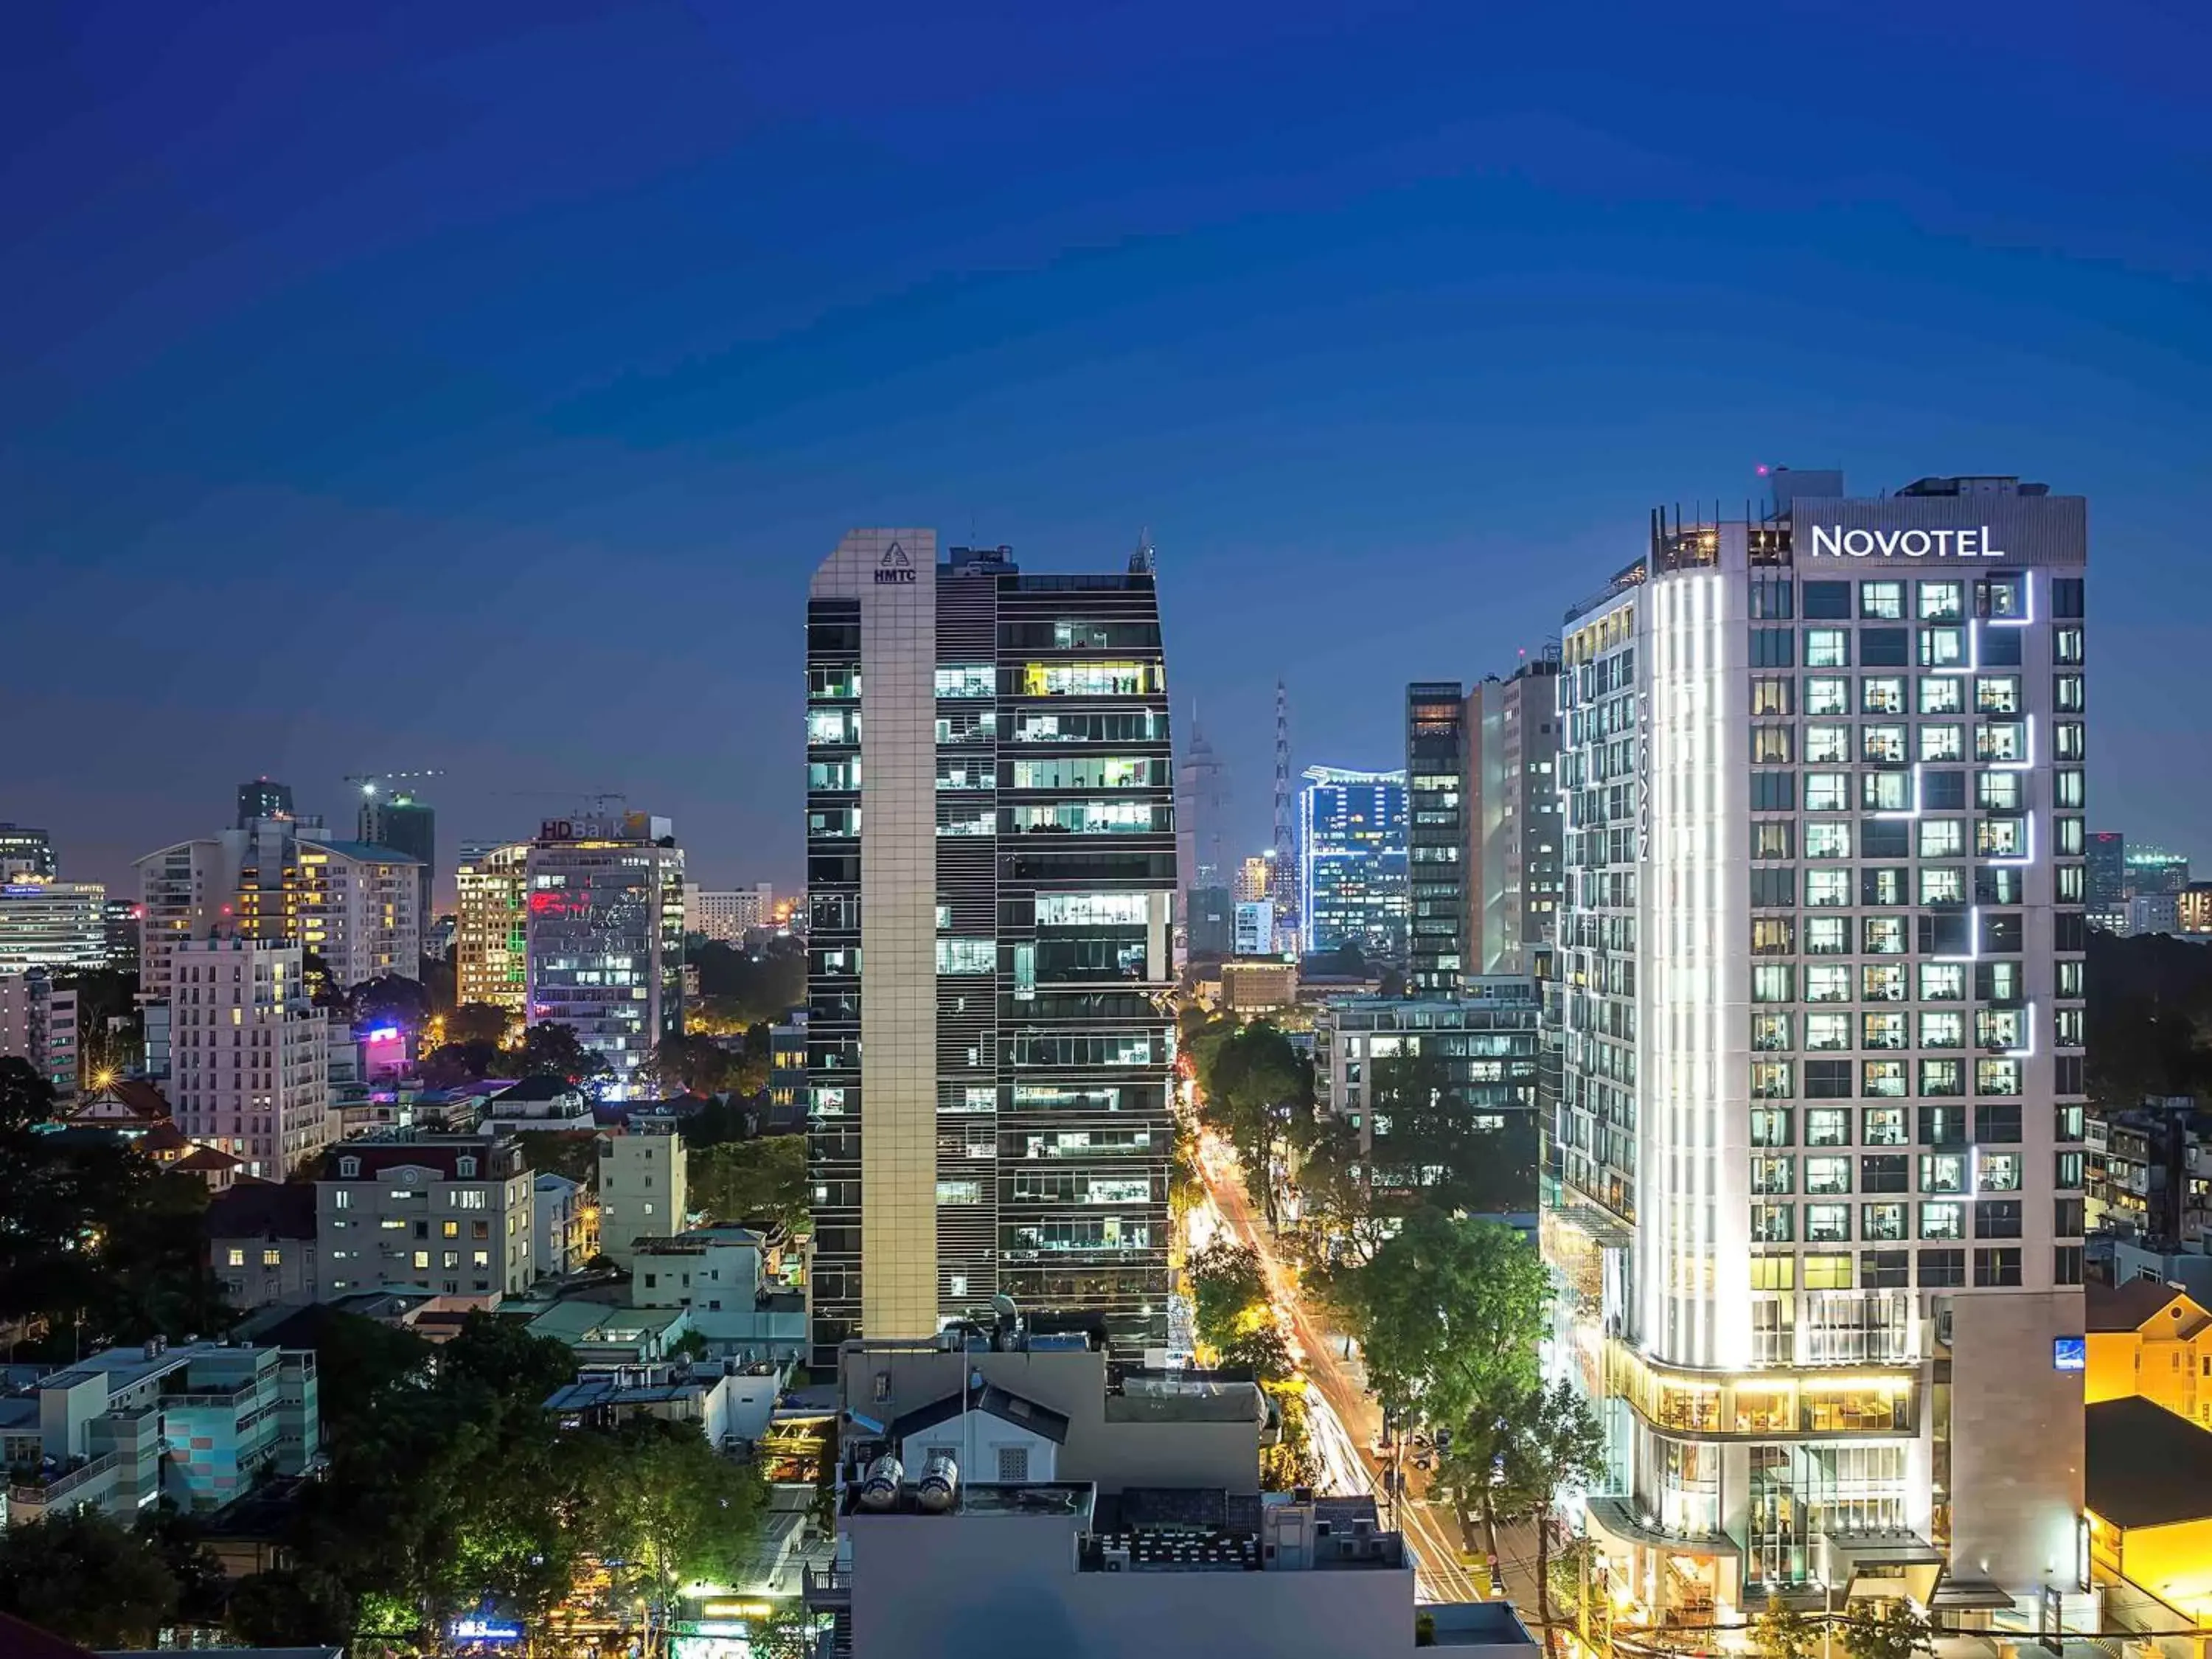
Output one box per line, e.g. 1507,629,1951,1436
524,812,685,1100
1405,682,1470,994
169,933,330,1178
2126,843,2189,896
2086,831,2126,933
0,824,57,880
1467,657,1564,975
1297,767,1407,961
456,842,530,1013
360,790,437,924
0,879,108,973
236,779,293,827
806,532,1175,1364
1176,710,1229,938
1547,471,2087,1620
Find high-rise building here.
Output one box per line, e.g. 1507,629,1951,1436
1405,682,1470,994
359,790,437,925
685,883,777,942
0,824,57,880
524,812,686,1099
2126,843,2190,897
1467,658,1564,975
292,837,423,987
1235,852,1278,905
102,897,140,975
1175,710,1229,939
170,933,331,1179
2087,831,2127,932
1296,767,1407,960
456,842,530,1013
0,969,80,1093
1547,471,2088,1621
236,779,294,827
0,878,108,973
136,839,235,1004
805,532,1175,1365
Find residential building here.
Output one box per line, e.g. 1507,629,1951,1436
2127,891,2183,938
812,1320,1530,1659
136,838,235,1006
316,1132,535,1298
2084,1397,2212,1632
2180,884,2212,936
208,1181,320,1310
535,1172,597,1278
805,532,1177,1364
1405,682,1470,995
2129,844,2191,897
2084,1281,2212,1428
768,1010,807,1119
630,1225,807,1361
455,841,529,1013
524,813,686,1099
0,824,56,880
1467,658,1564,975
0,969,78,1093
236,778,295,827
0,878,107,973
1297,767,1408,960
1,1338,318,1527
358,788,437,927
2087,832,2127,932
686,882,777,942
2086,1097,2210,1243
483,1074,597,1133
1233,900,1275,957
291,836,422,989
170,935,330,1178
544,1362,785,1453
1235,852,1279,905
598,1121,688,1269
1547,470,2089,1620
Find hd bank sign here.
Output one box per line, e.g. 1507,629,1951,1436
874,541,917,584
1809,525,2006,559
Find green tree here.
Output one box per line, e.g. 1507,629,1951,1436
690,937,807,1026
348,973,433,1030
1187,1239,1268,1353
420,1038,504,1089
688,1135,808,1231
1193,1020,1310,1226
448,1001,515,1047
136,1503,229,1629
0,1510,181,1647
515,1129,599,1186
1753,1595,1817,1659
225,1565,356,1646
1217,1321,1295,1383
1840,1601,1934,1659
590,1418,767,1658
518,1022,613,1093
1495,1382,1605,1649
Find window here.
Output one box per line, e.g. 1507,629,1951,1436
1751,1061,1795,1100
1975,675,2022,714
1975,1200,2023,1239
1861,677,1906,714
2055,673,2085,713
936,939,995,975
1806,1060,1853,1099
1751,773,1798,812
1805,773,1848,813
2053,624,2085,664
1752,629,1796,667
1861,964,1907,1002
2055,1245,2085,1286
1805,629,1849,668
1920,627,1966,669
1860,628,1909,667
1863,1107,1907,1147
1862,1250,1910,1289
1919,581,1964,622
1919,868,1966,911
1807,1204,1851,1243
1751,1108,1795,1147
456,1156,477,1179
227,1248,246,1267
1802,1253,1854,1290
1863,1203,1907,1242
1860,580,1905,620
1753,1203,1795,1242
1919,1202,1964,1240
1862,1154,1910,1193
1921,964,1966,1001
1753,965,1795,1003
1753,918,1796,956
1919,1249,1965,1288
1976,1104,2023,1144
1803,582,1851,619
1806,822,1851,859
998,1446,1031,1482
1806,1107,1850,1147
1806,1156,1851,1196
1921,1153,1969,1194
1806,677,1850,716
1919,723,1964,762
1919,676,1964,714
339,1157,361,1178
1973,1248,2023,1288
1806,966,1851,1003
1753,1014,1794,1052
1861,867,1909,907
2055,720,2086,760
1805,724,1851,765
1918,1059,1964,1097
1862,1012,1906,1050
1753,821,1796,860
1751,676,1795,715
1861,773,1910,812
1752,726,1794,764
1806,917,1851,955
1806,1013,1850,1052
1862,724,1907,765
1752,1155,1796,1195
1861,1061,1907,1099
1806,869,1850,908
1975,1058,2023,1096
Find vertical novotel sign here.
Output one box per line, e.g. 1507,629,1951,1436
1809,526,2007,559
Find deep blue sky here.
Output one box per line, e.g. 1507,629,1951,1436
6,0,2208,900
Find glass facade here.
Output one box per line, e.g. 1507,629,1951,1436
1298,767,1408,959
1405,683,1469,995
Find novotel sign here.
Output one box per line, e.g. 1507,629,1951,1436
1809,525,2007,559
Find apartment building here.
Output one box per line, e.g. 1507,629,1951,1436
456,841,530,1013
316,1133,536,1298
170,935,331,1178
598,1121,688,1270
0,968,79,1093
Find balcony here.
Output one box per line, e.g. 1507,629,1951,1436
801,1563,852,1611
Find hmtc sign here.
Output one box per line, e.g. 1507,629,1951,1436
873,540,917,584
1809,525,2006,559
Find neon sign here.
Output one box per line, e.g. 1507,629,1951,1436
1808,526,2006,559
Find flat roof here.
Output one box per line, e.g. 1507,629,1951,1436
2087,1397,2212,1528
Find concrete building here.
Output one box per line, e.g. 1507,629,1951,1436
2180,884,2212,936
2084,1281,2212,1428
0,824,56,880
2086,1096,2210,1243
1546,470,2090,1621
316,1133,535,1298
483,1074,596,1133
1186,883,1235,961
1467,658,1563,976
806,532,1177,1363
1236,852,1279,906
686,883,776,942
0,878,108,973
236,778,294,826
291,837,422,989
0,1338,319,1527
812,1324,1531,1659
358,788,437,930
544,1363,785,1453
1218,959,1298,1016
1405,683,1471,995
1298,768,1408,961
2126,891,2183,938
170,935,331,1179
533,1172,597,1278
455,841,529,1014
598,1121,688,1269
2129,844,2191,897
2084,1397,2212,1635
630,1225,807,1362
2087,831,2127,933
1176,712,1230,947
208,1181,320,1311
0,969,78,1093
524,813,686,1099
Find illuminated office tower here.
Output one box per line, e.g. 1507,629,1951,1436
0,879,108,973
806,532,1175,1365
456,842,530,1013
2126,843,2188,897
1467,657,1565,975
1547,472,2088,1621
2084,832,2125,933
524,813,686,1100
1297,767,1408,960
1405,683,1470,994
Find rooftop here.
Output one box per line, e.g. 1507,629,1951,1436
2087,1280,2199,1333
2087,1397,2212,1528
890,1383,1072,1447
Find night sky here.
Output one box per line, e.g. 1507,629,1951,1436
6,0,2208,902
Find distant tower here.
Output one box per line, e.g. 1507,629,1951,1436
1272,681,1298,950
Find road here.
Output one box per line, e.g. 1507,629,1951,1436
1192,1135,1544,1613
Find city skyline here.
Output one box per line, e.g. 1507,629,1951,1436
5,3,2210,893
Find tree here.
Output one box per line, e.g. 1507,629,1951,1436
448,1001,515,1048
420,1038,503,1089
515,1130,599,1186
590,1418,766,1658
0,1511,181,1647
1495,1383,1604,1651
136,1503,230,1629
518,1022,613,1093
1217,1321,1295,1383
690,936,807,1026
1840,1601,1934,1659
348,974,432,1031
689,1135,808,1231
1192,1020,1310,1226
1187,1239,1268,1354
1753,1595,1817,1659
226,1565,356,1646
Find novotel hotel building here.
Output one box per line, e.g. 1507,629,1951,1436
1544,472,2090,1624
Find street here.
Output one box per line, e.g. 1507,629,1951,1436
1192,1134,1545,1614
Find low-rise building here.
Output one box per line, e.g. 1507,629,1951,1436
1,1338,319,1528
2087,1396,2212,1633
484,1076,596,1133
316,1133,535,1298
515,1296,694,1367
630,1225,807,1363
208,1182,320,1311
597,1121,687,1268
544,1360,785,1451
535,1172,597,1278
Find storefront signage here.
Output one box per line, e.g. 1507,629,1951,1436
1808,525,2006,559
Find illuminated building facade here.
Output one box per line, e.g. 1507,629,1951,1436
2086,832,2126,933
1405,682,1470,994
1548,471,2089,1621
523,813,686,1101
359,790,437,928
1297,767,1408,959
806,532,1175,1365
2126,844,2190,897
170,933,331,1178
686,883,776,942
1468,658,1564,975
0,878,108,973
456,841,530,1013
0,969,79,1093
0,823,56,880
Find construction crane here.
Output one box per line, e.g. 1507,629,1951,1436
345,769,446,799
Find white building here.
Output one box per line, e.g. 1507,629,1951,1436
317,1133,535,1299
0,969,79,1093
296,837,422,987
456,841,530,1012
1548,471,2089,1622
170,934,332,1179
534,1172,597,1278
686,882,776,942
597,1121,688,1269
525,813,686,1099
0,878,107,973
629,1224,807,1360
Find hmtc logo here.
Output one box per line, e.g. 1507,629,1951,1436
874,540,917,584
1808,525,2006,559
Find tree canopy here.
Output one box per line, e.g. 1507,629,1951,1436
689,1134,808,1232
518,1021,614,1093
